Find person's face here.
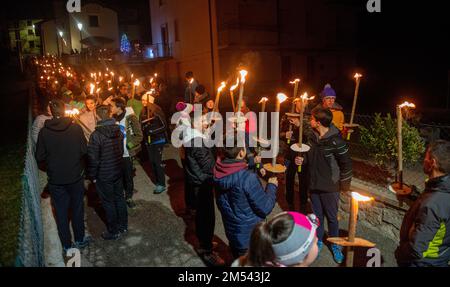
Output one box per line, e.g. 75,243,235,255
206,100,214,110
322,97,335,109
237,148,246,160
110,102,121,115
423,149,437,176
310,115,320,130
85,99,96,112
119,86,128,95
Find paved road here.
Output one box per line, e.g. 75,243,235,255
41,145,399,267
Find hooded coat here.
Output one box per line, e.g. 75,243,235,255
87,119,124,182
214,158,277,250
35,117,87,185
396,175,450,267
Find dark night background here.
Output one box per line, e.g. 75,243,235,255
0,0,449,120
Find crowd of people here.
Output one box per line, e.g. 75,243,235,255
30,55,450,267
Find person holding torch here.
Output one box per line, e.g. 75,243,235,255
281,98,314,213
295,106,352,264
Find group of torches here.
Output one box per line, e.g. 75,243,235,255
204,68,418,266
36,57,417,266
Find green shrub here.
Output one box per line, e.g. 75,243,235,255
360,113,425,168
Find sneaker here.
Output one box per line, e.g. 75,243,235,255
119,228,128,237
199,251,225,267
74,236,92,249
317,240,324,253
126,199,137,209
101,231,120,241
331,244,344,264
154,185,167,194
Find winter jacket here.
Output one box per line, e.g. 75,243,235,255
115,107,143,157
35,117,87,185
87,119,124,182
214,158,277,251
183,128,215,186
32,114,52,147
280,111,314,160
127,98,143,120
306,125,352,193
314,103,345,132
79,110,97,141
396,175,450,267
140,103,168,146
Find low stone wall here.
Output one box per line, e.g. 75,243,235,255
339,178,414,242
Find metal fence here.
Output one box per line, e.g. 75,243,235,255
15,87,44,267
346,113,450,194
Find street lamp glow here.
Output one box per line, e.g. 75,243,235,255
77,23,83,31
58,31,63,37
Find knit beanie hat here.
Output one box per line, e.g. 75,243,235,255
272,212,319,266
321,84,336,99
176,102,193,115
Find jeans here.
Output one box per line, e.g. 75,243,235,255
310,191,340,241
194,183,215,251
285,159,309,207
48,179,85,249
95,177,128,234
146,144,166,187
122,157,134,200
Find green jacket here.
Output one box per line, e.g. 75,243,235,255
117,107,143,157
127,98,143,120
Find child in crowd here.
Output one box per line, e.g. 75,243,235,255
232,212,320,267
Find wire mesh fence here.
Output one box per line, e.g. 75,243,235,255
345,113,450,194
15,87,44,267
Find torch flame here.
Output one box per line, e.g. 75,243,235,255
301,92,315,101
90,84,95,95
119,76,123,82
150,77,154,84
289,79,300,84
354,73,363,79
154,73,158,78
65,108,80,117
399,101,416,109
259,97,269,104
217,82,226,93
96,88,101,93
351,192,373,202
239,70,248,84
277,93,288,103
230,78,239,92
189,78,194,84
134,79,140,86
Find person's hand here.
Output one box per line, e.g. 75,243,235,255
295,156,304,166
254,156,262,164
286,131,293,140
289,118,300,127
268,177,278,187
260,168,266,177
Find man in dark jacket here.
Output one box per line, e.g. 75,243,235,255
183,121,225,266
35,99,89,253
281,98,314,213
141,93,168,194
396,140,450,267
296,106,352,264
88,105,127,241
214,135,278,259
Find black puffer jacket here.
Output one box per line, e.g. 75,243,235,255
36,117,87,185
87,119,124,182
396,175,450,267
306,125,352,193
183,129,215,186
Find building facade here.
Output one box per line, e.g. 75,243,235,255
150,0,359,108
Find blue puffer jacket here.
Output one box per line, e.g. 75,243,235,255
214,158,277,251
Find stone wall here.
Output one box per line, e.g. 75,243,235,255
338,179,414,242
